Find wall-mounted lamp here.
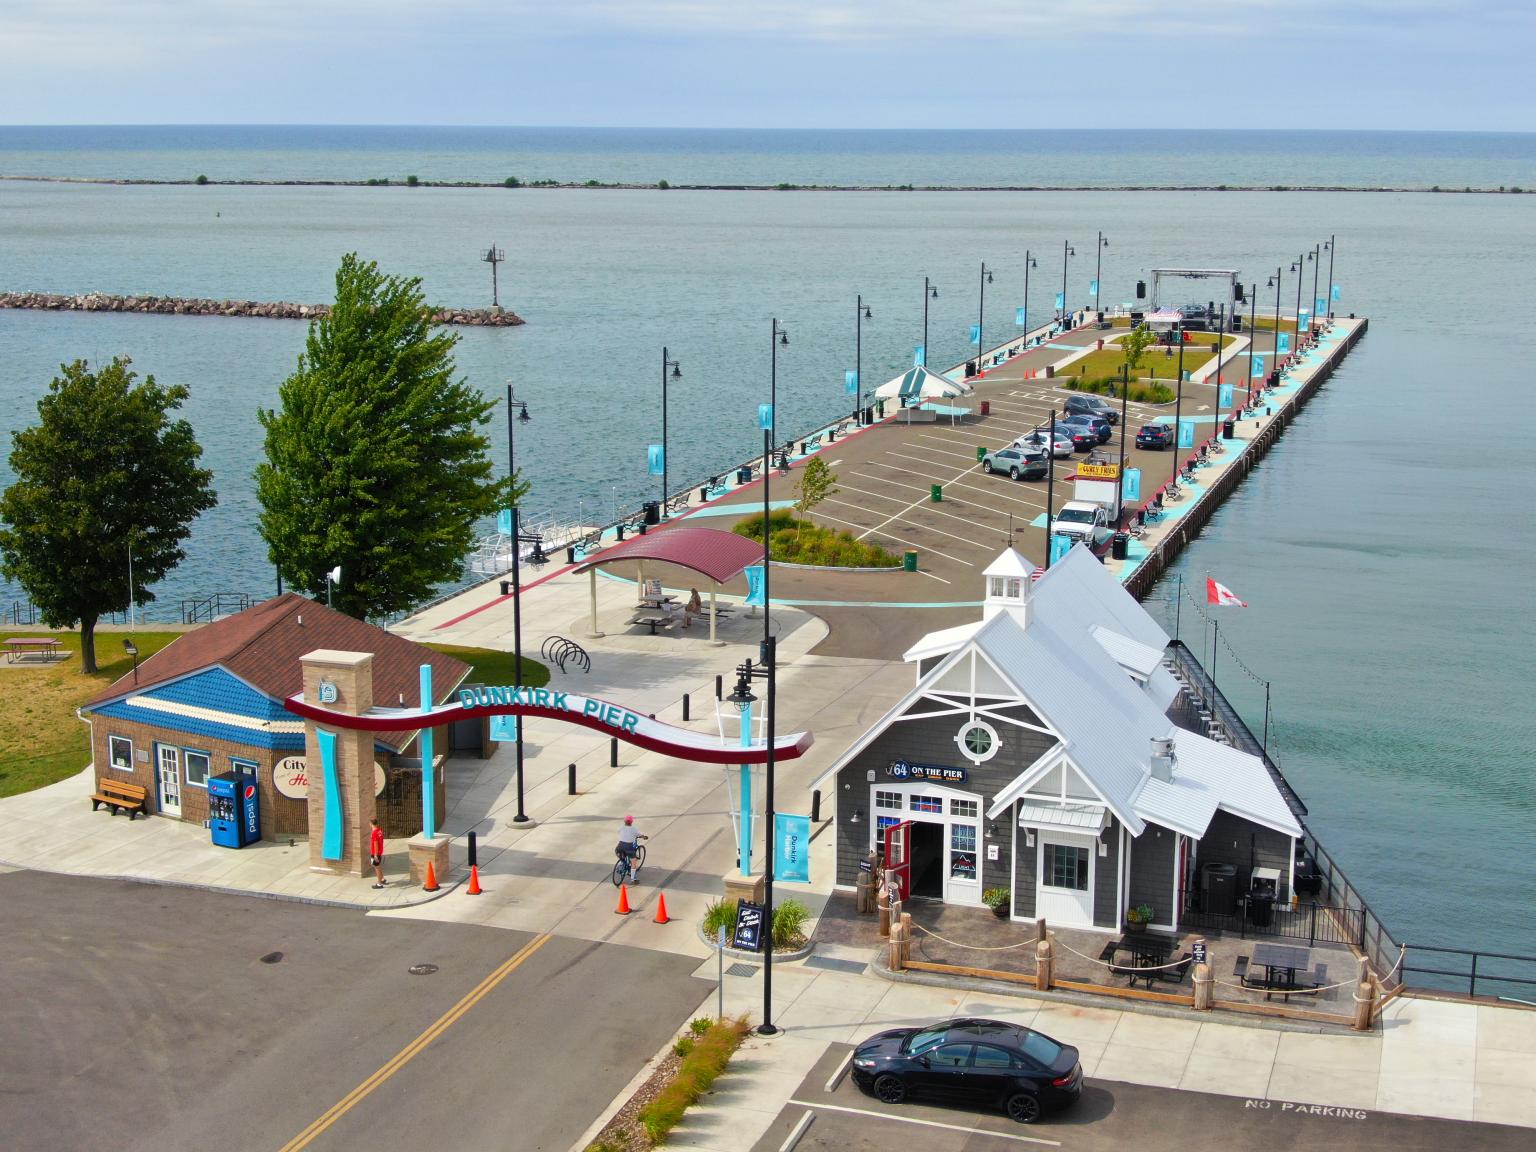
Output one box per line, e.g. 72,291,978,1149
987,822,998,840
851,809,864,825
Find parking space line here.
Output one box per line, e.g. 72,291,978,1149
817,499,976,567
787,1101,1061,1147
857,465,1046,513
836,480,1009,535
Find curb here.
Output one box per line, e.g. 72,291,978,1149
696,924,816,963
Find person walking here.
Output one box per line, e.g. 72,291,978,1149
369,818,386,888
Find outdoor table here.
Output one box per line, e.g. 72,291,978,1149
4,637,63,663
628,611,674,635
638,594,676,609
1107,933,1176,988
1251,942,1310,1000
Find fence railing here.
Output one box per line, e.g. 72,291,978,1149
180,592,252,625
1177,887,1365,948
1400,945,1536,1003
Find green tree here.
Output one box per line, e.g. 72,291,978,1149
0,358,216,672
256,254,512,620
794,457,838,515
1121,325,1156,383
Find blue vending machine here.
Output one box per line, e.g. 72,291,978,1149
208,771,261,848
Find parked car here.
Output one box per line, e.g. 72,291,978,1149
982,446,1048,481
1014,429,1074,458
1052,500,1113,547
851,1018,1082,1125
1052,424,1098,453
1135,422,1174,449
1058,413,1112,444
1063,393,1118,424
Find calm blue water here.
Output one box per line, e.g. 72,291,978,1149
1,128,1532,955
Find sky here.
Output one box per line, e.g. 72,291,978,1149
1,0,1533,129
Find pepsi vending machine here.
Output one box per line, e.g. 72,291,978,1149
208,771,261,848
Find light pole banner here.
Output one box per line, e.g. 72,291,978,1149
1297,308,1310,331
1332,283,1341,301
758,403,773,430
1015,307,1027,326
969,324,981,345
1089,279,1099,297
489,715,518,742
647,444,665,475
844,369,858,395
1316,296,1327,316
1122,468,1141,503
1054,292,1065,310
913,344,925,367
1252,354,1266,378
1219,383,1233,410
743,564,766,606
497,508,513,535
774,813,811,884
1178,419,1197,449
1049,533,1073,565
1277,332,1290,354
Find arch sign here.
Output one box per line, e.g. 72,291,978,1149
284,684,813,765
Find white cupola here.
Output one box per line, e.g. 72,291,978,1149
982,548,1037,626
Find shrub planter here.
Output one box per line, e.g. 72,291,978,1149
696,925,815,962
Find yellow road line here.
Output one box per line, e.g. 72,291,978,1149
278,932,553,1152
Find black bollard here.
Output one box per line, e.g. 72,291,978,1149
715,674,723,700
610,737,618,767
568,762,577,795
811,789,821,823
682,693,690,721
467,830,478,868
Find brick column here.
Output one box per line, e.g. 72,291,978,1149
301,649,377,877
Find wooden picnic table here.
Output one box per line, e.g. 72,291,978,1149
4,637,64,663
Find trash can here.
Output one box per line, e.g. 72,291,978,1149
1222,419,1235,440
737,466,752,484
980,400,991,416
565,545,577,565
1111,532,1129,560
643,500,660,525
902,550,918,572
930,484,942,502
1097,338,1104,350
1267,371,1279,388
615,524,626,541
875,399,886,418
1201,862,1238,915
1247,893,1275,928
1044,364,1055,379
975,445,986,462
500,580,513,595
965,360,977,378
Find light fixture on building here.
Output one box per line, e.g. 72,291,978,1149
725,677,756,713
851,808,863,825
987,822,998,839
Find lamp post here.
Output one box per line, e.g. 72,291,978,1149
854,295,872,427
922,277,938,369
770,319,788,469
1116,364,1129,526
976,262,993,370
1060,241,1075,325
1269,266,1284,374
1094,232,1109,319
1022,252,1037,343
1246,283,1258,406
1324,235,1336,318
660,347,682,516
1309,243,1322,334
1291,255,1305,346
1045,407,1057,568
1171,338,1185,494
505,383,534,824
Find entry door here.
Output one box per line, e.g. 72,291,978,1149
156,745,182,818
1036,837,1094,926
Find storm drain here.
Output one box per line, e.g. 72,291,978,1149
259,952,283,964
726,963,759,978
409,963,439,976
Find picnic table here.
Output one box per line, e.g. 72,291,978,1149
1250,943,1312,1000
627,610,674,635
638,594,676,610
4,637,64,663
1101,932,1182,989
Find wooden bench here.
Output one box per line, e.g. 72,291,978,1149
90,779,149,820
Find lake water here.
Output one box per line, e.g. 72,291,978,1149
1,129,1532,956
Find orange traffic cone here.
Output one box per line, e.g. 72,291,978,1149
422,861,440,892
615,883,631,915
653,891,670,924
466,865,482,896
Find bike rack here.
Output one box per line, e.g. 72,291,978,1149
540,635,591,675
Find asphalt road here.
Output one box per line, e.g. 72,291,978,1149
754,1043,1534,1152
0,871,706,1152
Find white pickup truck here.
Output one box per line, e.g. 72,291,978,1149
1052,500,1113,548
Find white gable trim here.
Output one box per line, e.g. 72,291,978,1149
83,662,282,715
1214,800,1304,839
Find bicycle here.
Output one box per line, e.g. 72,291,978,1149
612,836,648,886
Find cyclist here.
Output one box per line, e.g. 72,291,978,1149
615,815,648,882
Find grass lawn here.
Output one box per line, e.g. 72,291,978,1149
0,630,547,800
1247,315,1301,333
1065,332,1240,383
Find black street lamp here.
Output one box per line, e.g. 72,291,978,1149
1060,241,1075,324
976,262,994,369
770,319,789,468
1291,255,1305,345
1094,232,1109,318
660,347,682,516
505,383,535,824
1267,266,1284,371
1324,235,1336,318
1045,407,1058,568
922,277,938,369
853,295,872,427
1022,252,1037,343
1309,244,1322,333
1171,338,1186,494
1245,283,1259,406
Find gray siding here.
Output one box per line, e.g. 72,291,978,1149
1128,823,1176,923
1092,815,1121,928
1012,802,1037,918
1198,809,1293,900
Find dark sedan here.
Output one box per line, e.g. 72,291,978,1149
1136,422,1174,449
1050,424,1098,452
1059,413,1112,444
851,1017,1082,1125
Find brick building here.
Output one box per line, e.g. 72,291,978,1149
79,594,468,841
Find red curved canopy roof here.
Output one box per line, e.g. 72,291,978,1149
573,525,763,586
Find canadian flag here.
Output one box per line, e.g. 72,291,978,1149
1206,577,1247,607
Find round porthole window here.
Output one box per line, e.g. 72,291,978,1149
956,720,999,764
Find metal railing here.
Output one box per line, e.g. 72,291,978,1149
1400,945,1536,1002
180,592,252,624
1300,830,1404,991
1177,887,1365,948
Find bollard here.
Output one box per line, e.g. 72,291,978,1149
810,788,821,823
888,916,905,972
715,674,723,701
610,737,618,767
1193,963,1213,1011
467,830,478,868
1352,957,1377,1032
878,885,892,937
567,762,577,795
899,911,913,967
682,693,690,721
856,869,874,915
1036,934,1054,991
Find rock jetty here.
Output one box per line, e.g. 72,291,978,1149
0,291,523,327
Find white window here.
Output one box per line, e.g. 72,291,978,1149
1005,577,1023,598
950,798,978,819
108,736,134,772
950,823,977,880
184,749,212,789
874,790,902,811
231,759,258,778
956,719,1001,764
989,577,1006,598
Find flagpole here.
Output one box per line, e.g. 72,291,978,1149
1211,619,1219,700
1262,682,1271,753
1174,573,1182,642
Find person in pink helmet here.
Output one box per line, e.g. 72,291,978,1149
615,814,647,882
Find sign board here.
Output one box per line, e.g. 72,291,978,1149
1076,462,1120,480
731,899,765,953
884,759,968,784
1193,940,1208,965
986,843,1000,862
774,813,811,884
273,757,385,798
858,858,872,873
317,679,339,704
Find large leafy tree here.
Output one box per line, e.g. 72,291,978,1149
0,357,217,672
257,254,511,619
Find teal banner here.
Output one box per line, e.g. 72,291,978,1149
1049,534,1073,564
1332,283,1341,301
497,508,513,535
969,324,981,345
844,369,858,395
1179,419,1197,449
1089,279,1098,297
1015,307,1027,326
489,715,518,741
774,813,811,884
758,403,773,430
1122,468,1142,503
913,344,925,367
1219,383,1234,410
744,564,765,606
1277,332,1290,354
647,444,664,475
1252,354,1266,378
1054,292,1065,310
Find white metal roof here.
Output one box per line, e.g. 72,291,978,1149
1132,775,1219,840
1090,624,1163,681
1145,665,1183,712
902,619,984,664
1032,545,1170,652
1162,730,1304,837
984,548,1037,581
1017,800,1109,834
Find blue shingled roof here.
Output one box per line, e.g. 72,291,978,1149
91,697,306,752
143,667,290,723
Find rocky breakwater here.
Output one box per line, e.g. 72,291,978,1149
0,291,524,326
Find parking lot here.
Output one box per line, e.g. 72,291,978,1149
752,1042,1534,1152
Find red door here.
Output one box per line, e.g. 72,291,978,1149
884,820,912,902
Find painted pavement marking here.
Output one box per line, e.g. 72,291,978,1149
787,1100,1061,1146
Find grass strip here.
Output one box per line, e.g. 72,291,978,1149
636,1017,751,1145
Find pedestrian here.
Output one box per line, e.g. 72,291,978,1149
369,818,386,888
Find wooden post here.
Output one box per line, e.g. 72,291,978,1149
878,884,891,937
1192,937,1212,1010
899,912,913,968
889,915,905,972
1035,920,1053,991
1352,956,1377,1032
856,852,876,914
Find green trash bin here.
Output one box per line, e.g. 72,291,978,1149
975,445,986,462
902,550,918,572
930,484,942,502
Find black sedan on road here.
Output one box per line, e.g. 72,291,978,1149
1135,422,1174,449
851,1017,1082,1124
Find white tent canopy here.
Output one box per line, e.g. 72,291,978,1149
874,365,973,401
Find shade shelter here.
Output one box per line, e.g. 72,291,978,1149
572,525,764,644
874,364,973,403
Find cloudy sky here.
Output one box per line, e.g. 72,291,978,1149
2,0,1531,128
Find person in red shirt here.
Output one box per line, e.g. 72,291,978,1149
369,818,386,888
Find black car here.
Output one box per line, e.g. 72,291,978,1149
851,1018,1082,1125
1063,392,1118,424
1135,422,1173,449
1058,413,1112,444
1048,423,1097,452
